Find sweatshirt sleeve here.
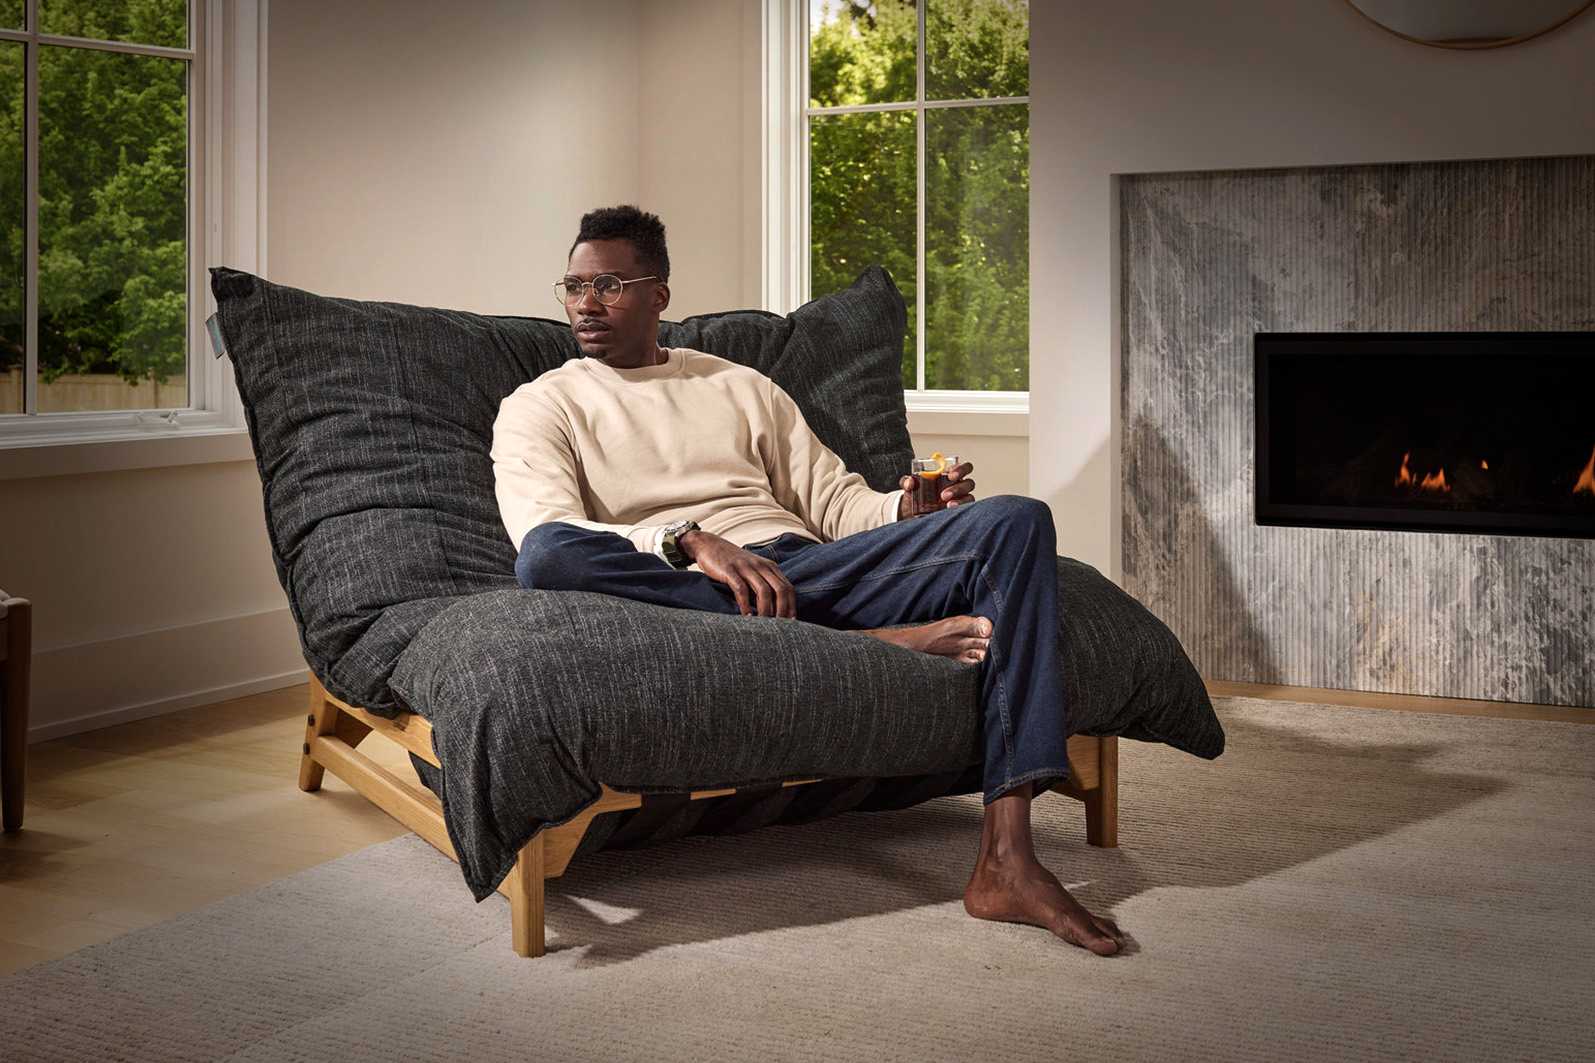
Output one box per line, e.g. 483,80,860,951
491,386,659,553
761,378,901,540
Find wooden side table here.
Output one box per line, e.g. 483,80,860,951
1,590,31,832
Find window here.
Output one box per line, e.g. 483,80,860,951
787,1,1028,405
0,0,262,455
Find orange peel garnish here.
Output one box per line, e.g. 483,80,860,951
918,452,947,479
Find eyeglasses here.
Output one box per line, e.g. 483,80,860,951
552,274,661,307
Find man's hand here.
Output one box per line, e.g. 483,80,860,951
898,459,978,520
679,529,797,618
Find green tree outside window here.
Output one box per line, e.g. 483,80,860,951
1,0,190,416
808,0,1028,393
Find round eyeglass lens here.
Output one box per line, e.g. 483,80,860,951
591,275,624,304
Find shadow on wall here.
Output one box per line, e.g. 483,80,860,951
1122,419,1281,685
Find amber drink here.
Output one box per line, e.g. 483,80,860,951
910,455,959,516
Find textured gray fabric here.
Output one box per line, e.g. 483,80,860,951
392,556,1222,901
388,589,981,898
208,271,557,708
1054,557,1223,757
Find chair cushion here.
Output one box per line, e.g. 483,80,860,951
209,266,912,710
388,589,981,899
390,556,1222,900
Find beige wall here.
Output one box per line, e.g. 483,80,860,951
267,0,644,310
637,1,765,316
0,455,302,738
1030,0,1595,575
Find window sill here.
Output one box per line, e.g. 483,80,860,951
906,408,1029,438
904,390,1027,414
904,391,1028,437
0,427,255,481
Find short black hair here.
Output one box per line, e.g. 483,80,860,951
570,205,670,282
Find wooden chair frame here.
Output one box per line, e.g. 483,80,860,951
299,674,1118,957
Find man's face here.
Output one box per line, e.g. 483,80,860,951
563,238,669,368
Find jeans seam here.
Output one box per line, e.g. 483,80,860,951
796,552,986,594
978,559,1016,784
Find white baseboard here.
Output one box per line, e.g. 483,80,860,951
29,667,311,742
26,605,310,741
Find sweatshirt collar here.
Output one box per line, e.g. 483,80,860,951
578,347,684,384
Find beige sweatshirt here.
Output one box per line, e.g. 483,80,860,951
492,347,901,554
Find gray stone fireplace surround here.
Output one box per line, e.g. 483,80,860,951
1120,155,1593,708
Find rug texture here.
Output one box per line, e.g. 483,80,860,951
3,696,1591,1063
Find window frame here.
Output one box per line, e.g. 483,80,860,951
0,0,265,474
763,0,1029,414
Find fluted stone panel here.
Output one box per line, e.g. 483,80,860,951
1120,156,1594,707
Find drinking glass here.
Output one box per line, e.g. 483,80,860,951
909,455,959,515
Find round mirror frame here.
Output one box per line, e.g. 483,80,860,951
1344,0,1595,49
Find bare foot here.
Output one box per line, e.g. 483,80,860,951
858,615,992,663
964,787,1125,956
964,860,1125,956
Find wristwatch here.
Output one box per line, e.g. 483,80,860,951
659,520,700,569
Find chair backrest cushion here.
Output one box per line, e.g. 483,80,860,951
209,266,911,709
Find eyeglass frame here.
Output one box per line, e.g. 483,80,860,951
552,273,663,308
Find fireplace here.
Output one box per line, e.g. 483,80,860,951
1122,159,1594,707
1256,332,1595,539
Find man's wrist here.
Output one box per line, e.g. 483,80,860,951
677,528,707,561
658,519,700,568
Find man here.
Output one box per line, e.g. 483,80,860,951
492,205,1126,956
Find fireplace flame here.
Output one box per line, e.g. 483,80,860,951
1396,452,1450,493
1396,452,1413,488
1577,444,1595,496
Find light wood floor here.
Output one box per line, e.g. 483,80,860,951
1,680,1587,978
0,684,412,977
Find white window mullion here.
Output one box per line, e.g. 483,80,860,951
186,0,205,416
763,0,804,314
914,0,926,393
23,0,38,417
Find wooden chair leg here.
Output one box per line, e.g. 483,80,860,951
1083,735,1119,848
508,833,547,958
1,597,32,833
300,676,339,792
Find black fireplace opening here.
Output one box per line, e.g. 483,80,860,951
1256,332,1595,539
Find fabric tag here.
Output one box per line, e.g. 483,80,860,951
206,314,229,360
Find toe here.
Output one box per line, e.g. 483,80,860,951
1094,918,1125,947
1085,933,1121,956
1069,919,1122,955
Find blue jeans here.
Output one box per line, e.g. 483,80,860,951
515,495,1068,802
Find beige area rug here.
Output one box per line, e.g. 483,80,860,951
3,696,1592,1063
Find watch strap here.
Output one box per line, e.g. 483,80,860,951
659,520,699,569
